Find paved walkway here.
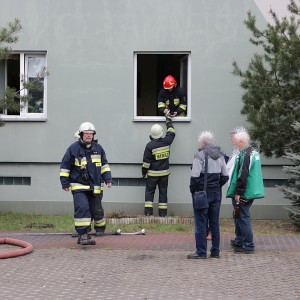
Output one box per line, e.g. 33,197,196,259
0,231,299,300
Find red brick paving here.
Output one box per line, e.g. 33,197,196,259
1,232,299,252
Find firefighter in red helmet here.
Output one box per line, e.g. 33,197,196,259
157,75,187,117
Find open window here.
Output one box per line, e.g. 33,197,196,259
0,52,47,121
134,52,191,121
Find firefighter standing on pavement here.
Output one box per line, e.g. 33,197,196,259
142,115,175,217
157,75,187,117
60,122,112,245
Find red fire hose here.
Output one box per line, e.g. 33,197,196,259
0,238,33,259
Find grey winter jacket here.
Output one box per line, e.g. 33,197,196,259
189,145,229,194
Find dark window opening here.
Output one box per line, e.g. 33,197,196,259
136,53,189,117
6,55,20,115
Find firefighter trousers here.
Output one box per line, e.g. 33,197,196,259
144,175,169,216
73,191,106,235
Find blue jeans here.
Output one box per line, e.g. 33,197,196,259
193,190,221,257
232,198,255,251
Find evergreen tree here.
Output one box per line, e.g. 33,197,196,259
0,18,21,59
0,19,48,127
278,122,300,230
233,0,300,157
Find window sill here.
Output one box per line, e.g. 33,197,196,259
133,116,191,122
0,116,47,122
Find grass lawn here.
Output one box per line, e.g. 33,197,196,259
0,212,298,235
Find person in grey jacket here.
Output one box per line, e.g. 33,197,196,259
187,131,229,259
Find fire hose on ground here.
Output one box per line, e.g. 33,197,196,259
0,237,33,259
71,228,146,237
0,229,146,259
0,229,146,257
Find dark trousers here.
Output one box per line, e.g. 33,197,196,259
145,175,169,216
73,191,105,235
193,190,221,257
232,198,255,251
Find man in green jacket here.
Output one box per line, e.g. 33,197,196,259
226,129,264,254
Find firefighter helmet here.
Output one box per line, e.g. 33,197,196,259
163,75,177,89
150,124,163,139
74,131,80,139
78,122,96,134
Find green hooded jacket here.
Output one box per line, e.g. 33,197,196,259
226,147,264,200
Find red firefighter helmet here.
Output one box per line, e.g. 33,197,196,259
163,75,177,89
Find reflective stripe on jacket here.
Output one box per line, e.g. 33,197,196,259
157,86,187,116
142,121,175,177
60,140,112,193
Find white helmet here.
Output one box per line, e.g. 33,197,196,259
74,130,80,139
150,124,163,139
78,122,96,134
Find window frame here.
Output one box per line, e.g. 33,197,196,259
0,51,47,122
133,51,191,122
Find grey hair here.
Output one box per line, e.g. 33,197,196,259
198,130,215,145
234,130,250,143
230,126,247,134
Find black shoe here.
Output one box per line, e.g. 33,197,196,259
234,247,255,254
187,252,207,259
77,233,96,245
145,213,153,217
159,214,166,217
210,254,220,259
230,240,242,248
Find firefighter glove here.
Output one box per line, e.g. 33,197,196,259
141,167,147,178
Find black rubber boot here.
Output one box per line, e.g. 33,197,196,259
145,207,153,216
95,228,105,237
77,233,96,245
159,208,167,217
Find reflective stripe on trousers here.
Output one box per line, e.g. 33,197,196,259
73,191,105,235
